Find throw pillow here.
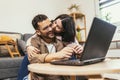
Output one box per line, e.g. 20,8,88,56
0,35,13,42
17,39,26,55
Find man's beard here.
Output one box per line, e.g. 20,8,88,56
40,34,55,43
40,35,53,39
40,32,55,40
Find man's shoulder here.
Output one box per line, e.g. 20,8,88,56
31,34,40,39
30,34,42,44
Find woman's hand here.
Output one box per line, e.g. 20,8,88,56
27,46,40,58
67,43,83,55
73,45,83,54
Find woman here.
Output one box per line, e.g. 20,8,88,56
52,14,86,80
52,14,78,44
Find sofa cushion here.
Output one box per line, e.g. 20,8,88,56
0,57,23,79
0,45,14,57
17,33,33,55
0,35,13,42
17,39,26,55
23,33,33,42
0,31,22,57
0,68,19,79
0,57,23,69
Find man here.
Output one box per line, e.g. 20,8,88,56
28,14,81,80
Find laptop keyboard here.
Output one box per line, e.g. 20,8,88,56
51,59,84,66
51,58,105,66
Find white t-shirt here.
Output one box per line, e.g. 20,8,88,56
44,42,56,53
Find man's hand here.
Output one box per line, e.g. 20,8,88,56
27,46,40,58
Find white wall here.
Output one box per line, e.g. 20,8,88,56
0,0,97,34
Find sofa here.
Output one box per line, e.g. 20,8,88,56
0,31,33,80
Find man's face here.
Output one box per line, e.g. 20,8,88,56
37,19,55,39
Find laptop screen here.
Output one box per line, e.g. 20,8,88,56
80,17,116,61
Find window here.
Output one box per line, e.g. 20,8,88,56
100,0,120,23
99,0,120,40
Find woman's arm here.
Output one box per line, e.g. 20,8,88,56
26,34,40,58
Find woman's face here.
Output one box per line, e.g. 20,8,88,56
52,19,63,33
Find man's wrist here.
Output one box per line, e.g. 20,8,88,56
45,53,58,62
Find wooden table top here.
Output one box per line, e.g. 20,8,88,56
28,59,120,76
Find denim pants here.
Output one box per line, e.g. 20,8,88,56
17,54,30,80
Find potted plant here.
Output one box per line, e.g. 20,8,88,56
68,4,80,12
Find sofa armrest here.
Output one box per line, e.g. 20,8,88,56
0,57,24,79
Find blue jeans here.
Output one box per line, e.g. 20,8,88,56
69,54,76,60
17,54,30,80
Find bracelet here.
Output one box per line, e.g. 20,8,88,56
44,54,49,62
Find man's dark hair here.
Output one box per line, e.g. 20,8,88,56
32,14,48,30
55,14,76,42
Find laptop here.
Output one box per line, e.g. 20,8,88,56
50,17,116,66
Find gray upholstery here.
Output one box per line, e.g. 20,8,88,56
0,57,23,79
0,57,22,69
17,39,26,55
0,31,33,80
23,33,33,42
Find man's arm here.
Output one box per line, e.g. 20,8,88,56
44,47,74,62
27,35,74,63
28,47,74,63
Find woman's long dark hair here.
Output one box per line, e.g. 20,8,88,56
61,17,76,42
55,14,76,42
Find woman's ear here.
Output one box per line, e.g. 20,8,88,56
36,30,41,35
